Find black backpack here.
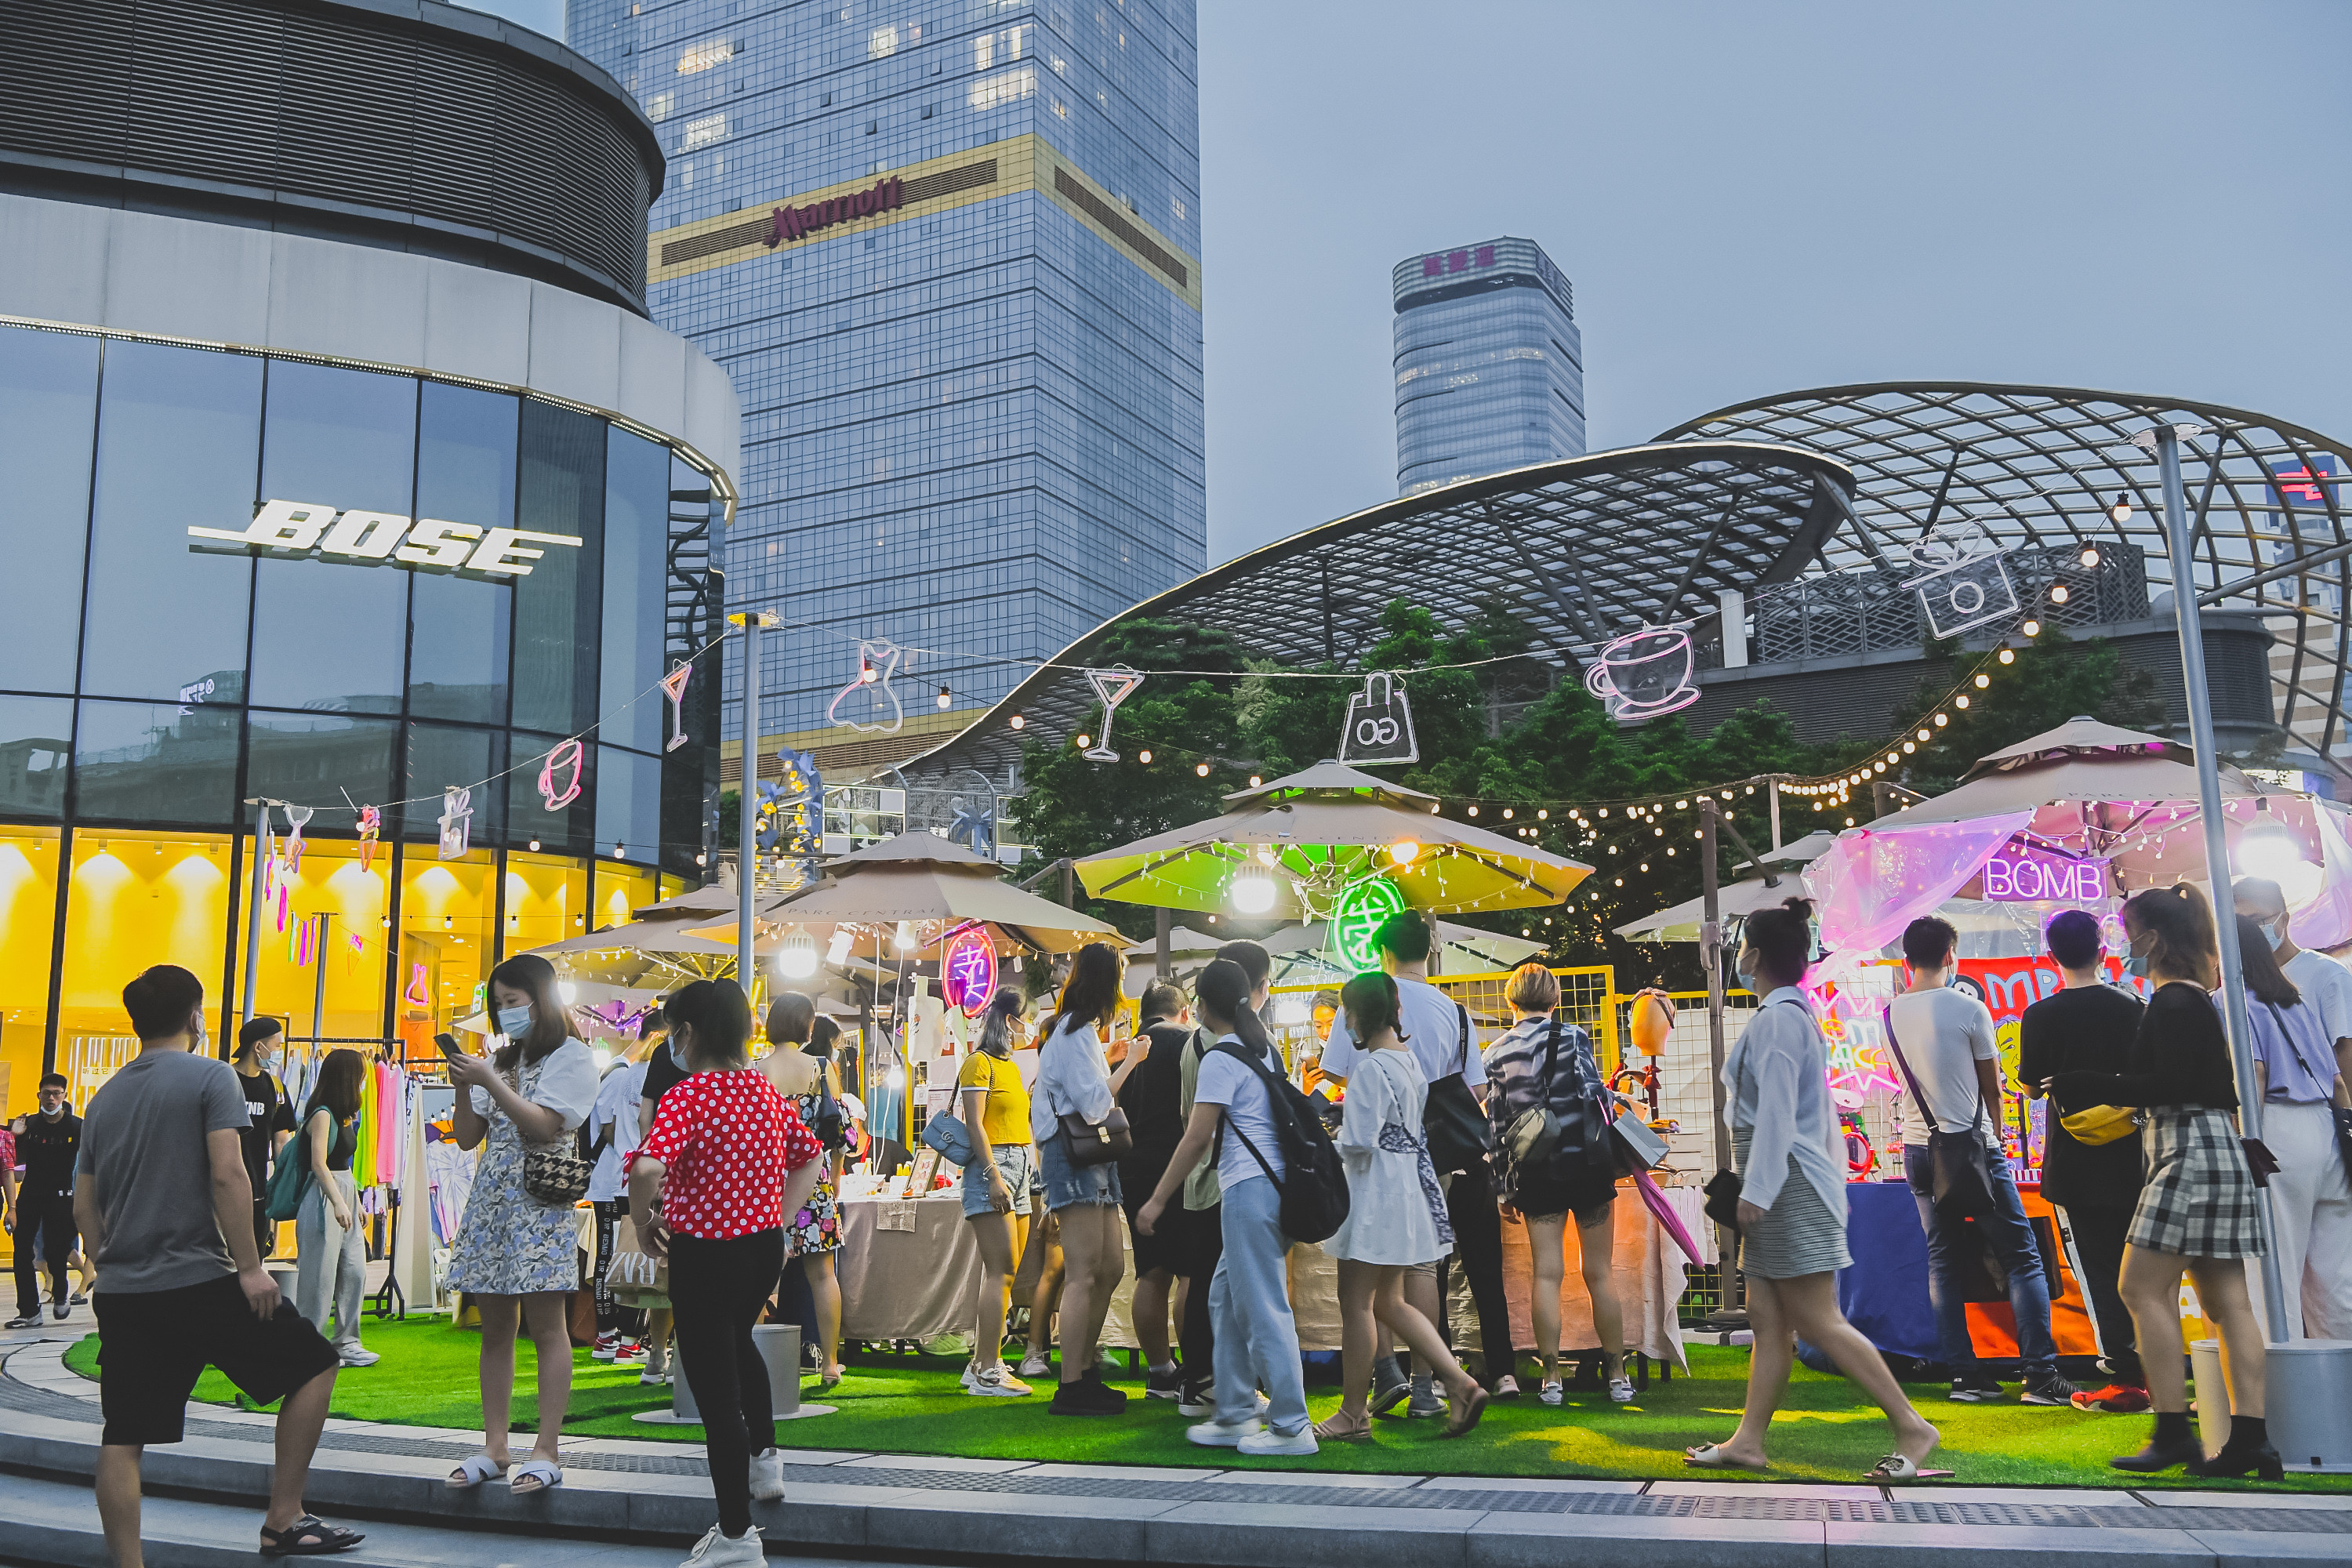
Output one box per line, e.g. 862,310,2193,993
1209,1038,1350,1244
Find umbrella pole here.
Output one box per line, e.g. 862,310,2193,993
1700,800,1745,1326
1155,906,1172,981
2151,423,2292,1343
730,612,776,998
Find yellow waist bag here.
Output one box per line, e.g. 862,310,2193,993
2060,1105,2143,1146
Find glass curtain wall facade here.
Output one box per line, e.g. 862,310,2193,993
0,324,725,1112
568,0,1206,745
1394,236,1584,497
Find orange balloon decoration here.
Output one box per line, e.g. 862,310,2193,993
1628,988,1675,1056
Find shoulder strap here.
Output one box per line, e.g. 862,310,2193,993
1881,1004,1936,1124
1457,1003,1471,1068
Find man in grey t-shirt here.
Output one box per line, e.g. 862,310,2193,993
1887,918,2071,1409
74,965,358,1563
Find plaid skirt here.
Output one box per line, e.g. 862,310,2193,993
2129,1106,2266,1259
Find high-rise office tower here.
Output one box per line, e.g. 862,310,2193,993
1393,237,1583,496
569,1,1205,766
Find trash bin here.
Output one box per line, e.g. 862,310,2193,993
753,1324,802,1417
2188,1338,2227,1459
2266,1338,2352,1474
670,1348,700,1422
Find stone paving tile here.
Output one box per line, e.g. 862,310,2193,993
1210,1468,1427,1488
2139,1490,2352,1511
1016,1461,1232,1483
1469,1509,1827,1568
1647,1479,1887,1501
834,1452,1036,1473
1822,1521,2212,1566
1415,1474,1646,1494
1150,1499,1474,1568
1907,1487,2144,1507
2182,1526,2352,1562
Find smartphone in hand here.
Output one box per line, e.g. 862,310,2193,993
435,1032,470,1059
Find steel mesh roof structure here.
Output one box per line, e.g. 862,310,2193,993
1656,383,2352,760
906,441,1857,779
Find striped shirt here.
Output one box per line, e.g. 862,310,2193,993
1483,1014,1602,1145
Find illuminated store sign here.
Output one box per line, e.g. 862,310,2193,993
1982,847,2109,904
190,499,582,578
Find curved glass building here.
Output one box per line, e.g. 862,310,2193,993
1394,237,1584,497
0,0,741,1102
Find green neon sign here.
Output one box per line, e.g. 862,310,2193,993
1329,877,1409,974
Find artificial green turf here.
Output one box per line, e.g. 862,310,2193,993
62,1320,2350,1492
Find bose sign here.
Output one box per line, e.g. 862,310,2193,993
190,500,583,578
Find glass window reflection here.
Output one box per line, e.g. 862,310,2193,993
82,343,260,705
0,826,62,1109
245,710,397,820
401,722,505,848
601,430,670,751
249,363,416,713
512,402,606,734
72,699,239,826
0,327,100,697
410,384,519,724
596,746,663,864
0,694,74,818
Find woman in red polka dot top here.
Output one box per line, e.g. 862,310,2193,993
629,979,823,1568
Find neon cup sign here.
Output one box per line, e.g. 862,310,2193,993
1584,625,1699,724
1982,847,2109,904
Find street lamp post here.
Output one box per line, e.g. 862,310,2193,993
2143,422,2292,1344
730,611,780,996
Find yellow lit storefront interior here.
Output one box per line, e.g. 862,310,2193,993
0,825,691,1122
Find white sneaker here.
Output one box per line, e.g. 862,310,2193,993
958,1361,977,1390
1237,1425,1318,1456
1608,1376,1636,1404
1017,1350,1051,1379
337,1348,379,1368
967,1364,1031,1397
1186,1417,1265,1447
592,1330,622,1362
641,1367,673,1386
749,1447,786,1501
681,1523,764,1566
1539,1381,1564,1406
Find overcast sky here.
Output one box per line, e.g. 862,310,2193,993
474,2,2352,564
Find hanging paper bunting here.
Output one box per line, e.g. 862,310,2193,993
355,805,381,872
1900,517,2019,638
281,805,314,873
538,739,585,811
1336,670,1419,765
1080,666,1144,761
660,663,694,753
825,640,905,734
437,786,473,861
1584,625,1700,724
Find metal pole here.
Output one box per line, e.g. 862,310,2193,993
1766,775,1783,851
1700,799,1742,1320
309,912,332,1048
731,613,774,994
1155,905,1171,981
2151,423,2292,1344
239,799,279,1025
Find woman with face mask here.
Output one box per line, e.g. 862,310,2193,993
441,952,600,1495
2047,885,2277,1479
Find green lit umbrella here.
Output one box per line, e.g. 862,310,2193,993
1074,762,1591,952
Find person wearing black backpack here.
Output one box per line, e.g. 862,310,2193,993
1138,958,1344,1456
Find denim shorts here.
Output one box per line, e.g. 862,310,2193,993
1037,1127,1123,1212
960,1142,1037,1219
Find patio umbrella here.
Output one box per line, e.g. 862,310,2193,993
688,833,1121,956
1116,920,1544,990
1804,717,2332,955
1074,760,1592,920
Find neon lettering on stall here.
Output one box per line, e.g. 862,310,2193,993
191,500,582,579
767,176,904,248
1981,850,2109,903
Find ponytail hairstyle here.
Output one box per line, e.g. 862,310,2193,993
1339,971,1402,1047
488,952,571,1073
976,986,1025,1058
2234,911,2303,1007
2122,884,2219,985
1742,896,1817,992
1047,942,1124,1041
1196,957,1279,1062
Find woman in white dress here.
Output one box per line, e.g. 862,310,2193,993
1314,973,1486,1442
441,953,599,1495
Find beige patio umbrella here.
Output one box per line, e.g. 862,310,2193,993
1074,760,1591,920
687,833,1121,956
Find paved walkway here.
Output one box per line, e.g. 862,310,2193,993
2,1338,2347,1566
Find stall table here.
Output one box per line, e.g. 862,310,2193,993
1837,1178,2102,1364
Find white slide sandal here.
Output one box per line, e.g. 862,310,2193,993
508,1458,564,1494
445,1453,507,1489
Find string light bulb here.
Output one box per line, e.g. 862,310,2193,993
1138,749,1152,764
1998,648,2015,664
1195,761,1210,776
1075,733,1091,749
1009,713,1025,729
2109,493,2132,525
2079,544,2101,568
936,684,952,709
2021,619,2042,637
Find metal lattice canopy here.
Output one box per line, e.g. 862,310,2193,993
912,441,1857,779
1657,383,2352,760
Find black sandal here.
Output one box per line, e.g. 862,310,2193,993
260,1515,365,1557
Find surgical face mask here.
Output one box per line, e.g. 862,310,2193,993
497,1004,534,1039
2124,933,2154,978
2265,920,2288,953
1733,947,1758,984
